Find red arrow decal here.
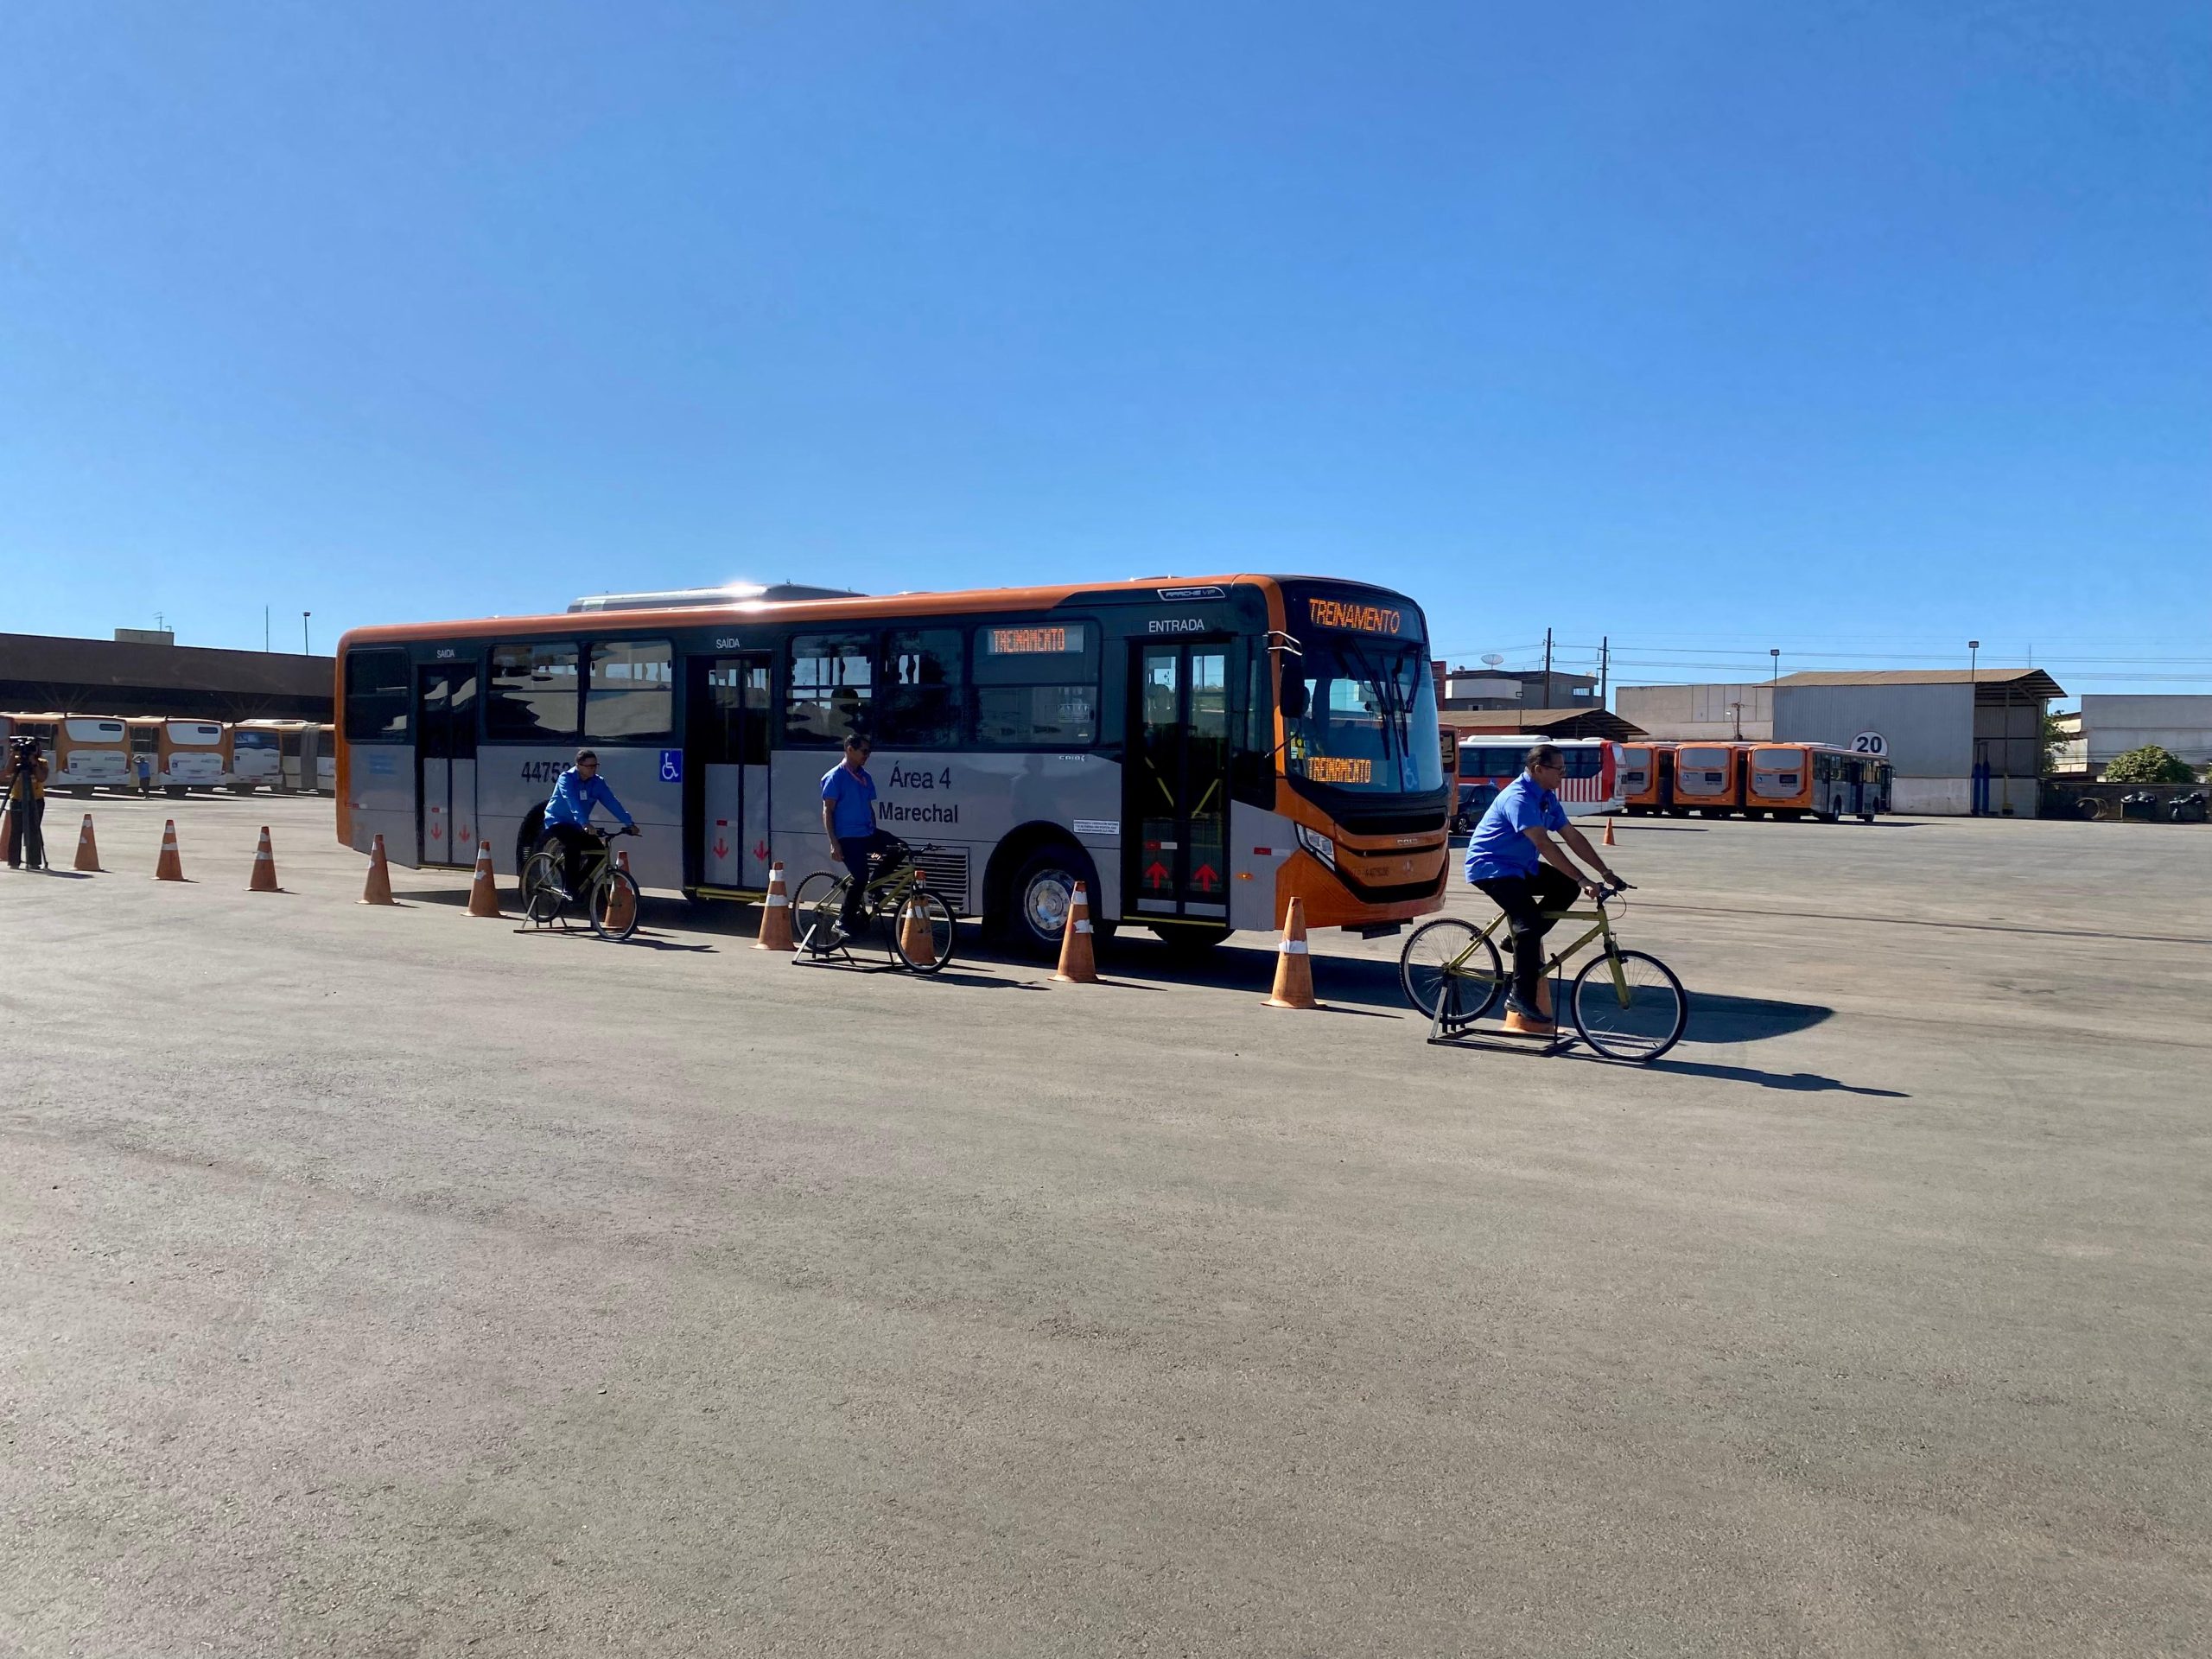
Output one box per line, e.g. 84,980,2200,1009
1144,861,1169,888
430,820,442,841
713,838,729,861
754,840,769,862
1192,863,1218,892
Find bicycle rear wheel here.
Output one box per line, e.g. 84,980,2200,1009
1571,948,1687,1063
1399,917,1504,1024
589,868,641,941
520,851,567,927
889,892,957,974
791,871,849,955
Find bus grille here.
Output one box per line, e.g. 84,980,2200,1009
909,847,970,913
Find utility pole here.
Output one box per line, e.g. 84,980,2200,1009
1542,628,1554,710
264,606,270,652
1599,635,1609,708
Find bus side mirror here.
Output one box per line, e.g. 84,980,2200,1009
1280,677,1309,720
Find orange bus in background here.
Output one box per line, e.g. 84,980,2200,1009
48,715,133,792
143,718,232,795
1669,741,1745,816
1619,742,1677,814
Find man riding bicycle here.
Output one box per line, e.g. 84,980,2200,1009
1464,742,1624,1037
820,733,901,943
539,748,639,898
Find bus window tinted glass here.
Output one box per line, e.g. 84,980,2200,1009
787,633,875,745
586,640,674,741
879,629,963,747
971,621,1096,747
487,643,581,741
344,648,410,741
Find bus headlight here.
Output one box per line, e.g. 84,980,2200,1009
1294,823,1336,870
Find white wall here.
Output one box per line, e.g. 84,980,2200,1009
2081,696,2212,768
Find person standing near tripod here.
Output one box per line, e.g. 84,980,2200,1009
4,734,50,869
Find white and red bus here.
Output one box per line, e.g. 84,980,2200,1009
337,575,1453,954
1452,735,1625,833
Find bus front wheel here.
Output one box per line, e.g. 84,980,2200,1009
995,842,1108,958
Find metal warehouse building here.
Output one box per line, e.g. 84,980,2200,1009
1617,668,2066,817
0,632,334,722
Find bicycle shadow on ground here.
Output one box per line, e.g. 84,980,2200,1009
1639,1057,1908,1096
951,931,1414,1014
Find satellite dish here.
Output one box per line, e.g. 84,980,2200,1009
1481,653,1504,667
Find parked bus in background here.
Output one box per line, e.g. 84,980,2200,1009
315,726,336,794
337,575,1451,954
1618,742,1679,816
1746,743,1843,820
1669,741,1745,817
48,716,132,792
231,721,284,791
1452,736,1624,834
152,718,232,795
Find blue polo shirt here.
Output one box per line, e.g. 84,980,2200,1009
1464,772,1568,882
821,762,878,840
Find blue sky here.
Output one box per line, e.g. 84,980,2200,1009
3,0,2207,697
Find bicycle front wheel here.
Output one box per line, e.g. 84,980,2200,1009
589,868,641,941
889,892,957,975
521,851,567,927
791,872,848,954
1571,948,1687,1063
1399,917,1503,1024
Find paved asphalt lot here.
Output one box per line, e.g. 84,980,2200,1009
3,793,2208,1656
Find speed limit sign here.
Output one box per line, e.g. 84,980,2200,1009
1851,731,1888,757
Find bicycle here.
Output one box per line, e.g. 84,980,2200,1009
1398,882,1688,1062
791,836,957,974
519,823,644,942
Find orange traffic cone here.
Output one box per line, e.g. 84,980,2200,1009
154,818,186,882
249,826,280,892
73,813,101,872
605,848,638,932
1603,816,1617,847
1262,897,1319,1009
1051,882,1099,983
753,861,796,951
897,880,938,963
466,837,502,917
359,834,395,905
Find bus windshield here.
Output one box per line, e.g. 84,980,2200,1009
1287,640,1444,795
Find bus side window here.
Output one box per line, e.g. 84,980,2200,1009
344,648,411,741
786,632,877,746
586,639,674,742
971,620,1098,748
879,629,964,748
487,643,581,743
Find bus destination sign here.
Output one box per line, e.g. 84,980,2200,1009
1305,755,1374,785
1306,597,1404,636
985,626,1074,655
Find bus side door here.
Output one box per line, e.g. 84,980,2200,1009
685,655,772,892
1127,640,1231,924
415,659,479,866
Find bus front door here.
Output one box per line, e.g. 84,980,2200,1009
414,661,480,867
686,655,772,893
1128,641,1231,925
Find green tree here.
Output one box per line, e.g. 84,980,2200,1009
2039,710,2071,777
2102,745,2196,785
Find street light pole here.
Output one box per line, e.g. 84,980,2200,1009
1968,639,1979,684
302,611,311,655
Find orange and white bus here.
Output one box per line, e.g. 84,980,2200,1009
137,718,232,794
337,575,1452,954
48,715,133,792
1669,741,1746,816
1744,744,1893,822
1452,735,1624,832
1618,742,1675,814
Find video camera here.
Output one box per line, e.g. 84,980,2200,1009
6,734,36,772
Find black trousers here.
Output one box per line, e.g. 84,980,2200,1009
538,823,601,895
5,791,45,868
836,830,900,928
1473,865,1579,1012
